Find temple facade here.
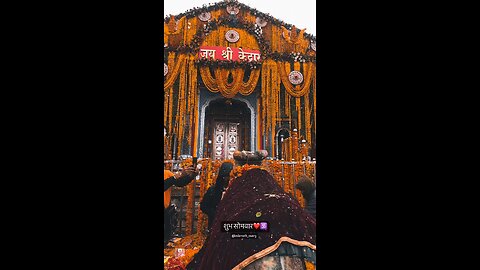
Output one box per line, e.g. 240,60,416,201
164,0,316,160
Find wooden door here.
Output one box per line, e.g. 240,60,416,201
214,122,239,160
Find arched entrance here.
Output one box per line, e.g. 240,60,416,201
276,128,291,160
202,98,251,160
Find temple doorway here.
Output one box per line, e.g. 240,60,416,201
204,98,251,160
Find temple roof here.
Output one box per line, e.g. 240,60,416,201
164,0,316,40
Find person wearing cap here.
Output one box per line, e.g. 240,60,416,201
200,161,234,231
295,175,316,218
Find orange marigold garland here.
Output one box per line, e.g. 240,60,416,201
228,163,266,187
180,159,194,235
196,163,206,237
305,260,316,270
179,248,200,267
164,53,186,89
165,257,186,270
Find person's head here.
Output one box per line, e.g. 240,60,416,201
217,161,234,188
295,175,315,195
233,150,268,166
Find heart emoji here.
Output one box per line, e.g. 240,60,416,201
253,223,260,230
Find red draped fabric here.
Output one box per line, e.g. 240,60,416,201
187,168,316,270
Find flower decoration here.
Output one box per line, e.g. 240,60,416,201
198,12,211,22
269,52,316,63
165,257,186,270
226,5,240,15
289,71,304,85
256,17,267,27
229,164,266,181
164,1,316,40
305,260,316,270
164,2,317,65
225,29,240,43
181,158,193,169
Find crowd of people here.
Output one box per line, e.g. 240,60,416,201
163,152,317,269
